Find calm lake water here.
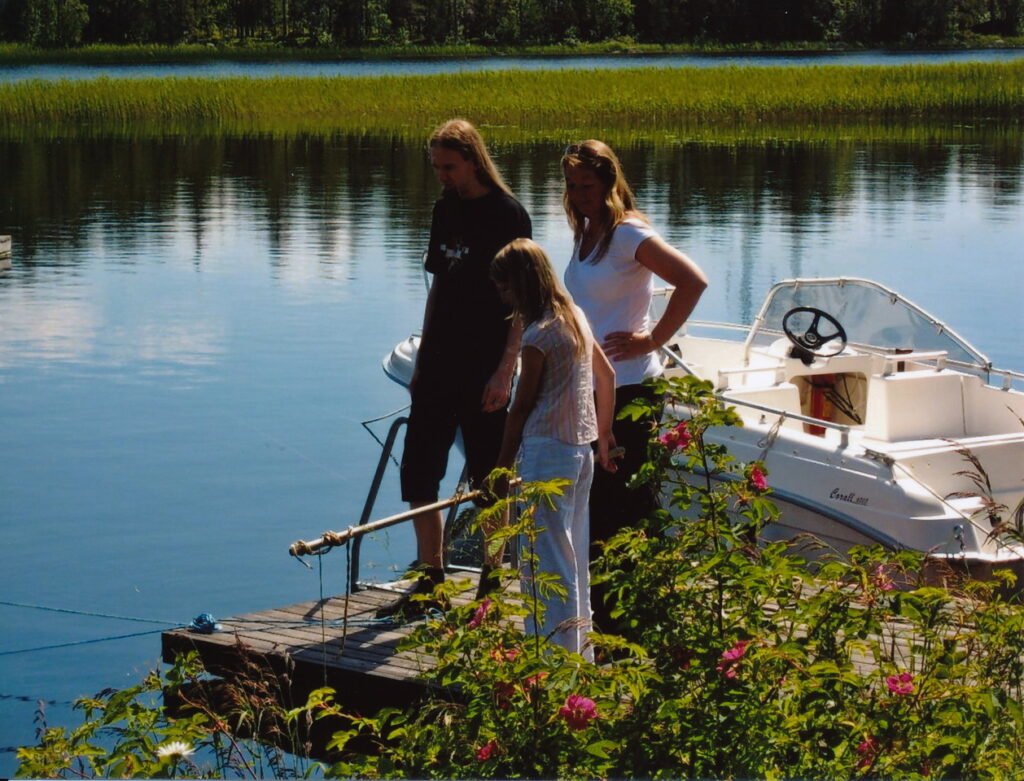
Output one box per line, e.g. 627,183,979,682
2,47,1023,82
1,131,1023,772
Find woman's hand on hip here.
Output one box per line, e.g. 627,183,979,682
602,330,658,361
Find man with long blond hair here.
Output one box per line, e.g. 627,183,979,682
377,119,532,618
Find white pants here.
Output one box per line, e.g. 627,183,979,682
518,436,593,659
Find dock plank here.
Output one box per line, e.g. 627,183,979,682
162,574,491,712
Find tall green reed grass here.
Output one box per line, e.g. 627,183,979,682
1,62,1020,141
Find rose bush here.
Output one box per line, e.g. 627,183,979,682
20,374,1024,780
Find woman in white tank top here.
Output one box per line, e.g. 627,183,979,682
561,139,709,635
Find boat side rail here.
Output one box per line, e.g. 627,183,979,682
880,353,1023,391
718,394,852,448
714,364,787,389
659,344,853,448
994,367,1024,391
843,341,1023,390
662,339,788,390
878,350,949,376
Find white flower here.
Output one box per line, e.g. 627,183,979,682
156,741,195,760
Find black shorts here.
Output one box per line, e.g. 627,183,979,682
400,381,507,505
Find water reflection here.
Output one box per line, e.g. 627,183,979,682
3,133,1022,351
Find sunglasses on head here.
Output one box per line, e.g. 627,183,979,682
564,143,598,159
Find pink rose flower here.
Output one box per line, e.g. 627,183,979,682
476,740,496,761
674,421,693,448
721,640,749,662
559,694,598,731
468,598,492,628
749,465,768,492
716,640,750,678
856,736,879,769
856,737,878,755
886,671,914,695
873,564,895,591
659,421,692,451
523,671,548,690
659,430,679,449
489,646,520,664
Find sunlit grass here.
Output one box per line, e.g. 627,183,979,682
1,61,1020,141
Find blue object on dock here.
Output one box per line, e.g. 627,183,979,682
188,613,222,634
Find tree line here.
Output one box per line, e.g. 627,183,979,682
2,0,1021,49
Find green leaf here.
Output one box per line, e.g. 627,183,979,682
585,739,617,759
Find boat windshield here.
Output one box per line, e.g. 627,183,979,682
748,278,989,369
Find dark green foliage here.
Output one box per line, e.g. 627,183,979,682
2,0,1020,46
9,0,90,46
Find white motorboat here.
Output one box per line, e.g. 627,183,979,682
383,278,1024,579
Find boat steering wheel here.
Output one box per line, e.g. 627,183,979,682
782,307,848,357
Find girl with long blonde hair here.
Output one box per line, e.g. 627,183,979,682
491,238,617,658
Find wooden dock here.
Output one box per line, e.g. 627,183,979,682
161,573,489,715
163,570,912,716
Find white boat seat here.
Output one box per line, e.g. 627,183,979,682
863,370,966,441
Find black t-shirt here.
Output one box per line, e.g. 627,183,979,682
418,188,532,385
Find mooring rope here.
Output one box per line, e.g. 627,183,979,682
0,600,187,656
756,411,787,462
0,628,172,657
0,692,75,706
318,554,328,688
0,600,177,626
339,542,354,661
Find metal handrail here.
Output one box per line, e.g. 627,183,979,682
290,487,487,560
879,350,949,376
347,416,407,593
716,394,852,448
291,411,520,591
715,364,787,387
